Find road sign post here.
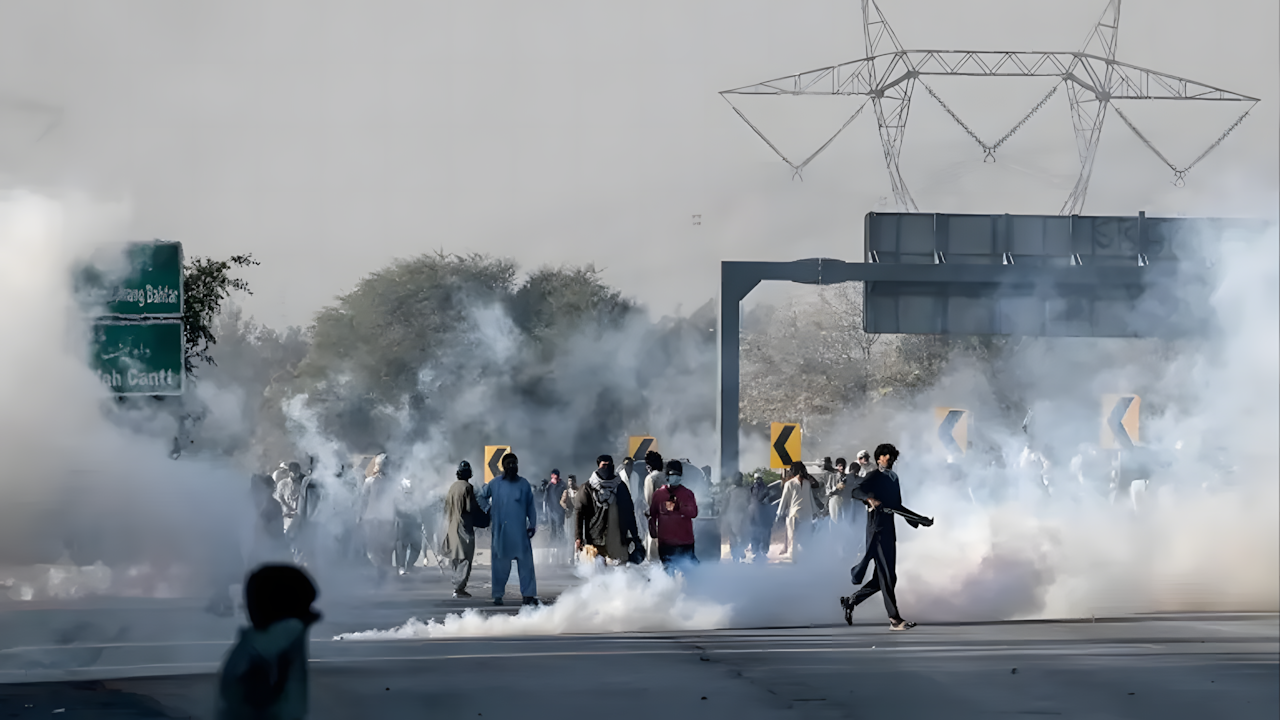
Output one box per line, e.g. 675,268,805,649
769,423,801,469
484,445,512,483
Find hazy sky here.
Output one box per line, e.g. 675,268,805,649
2,0,1275,328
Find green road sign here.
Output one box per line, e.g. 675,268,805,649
91,320,184,396
77,241,183,317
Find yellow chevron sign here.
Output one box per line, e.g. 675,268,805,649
1101,395,1140,449
484,445,512,483
934,408,970,456
627,436,657,461
770,423,801,469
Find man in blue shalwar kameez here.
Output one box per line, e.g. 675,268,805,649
477,453,539,606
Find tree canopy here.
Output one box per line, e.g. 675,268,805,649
183,253,259,375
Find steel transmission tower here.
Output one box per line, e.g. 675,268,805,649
722,0,1259,214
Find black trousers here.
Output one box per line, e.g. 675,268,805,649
849,535,901,622
658,543,698,569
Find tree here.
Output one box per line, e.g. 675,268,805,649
740,298,864,428
183,254,259,376
817,282,882,362
300,252,517,399
510,264,635,348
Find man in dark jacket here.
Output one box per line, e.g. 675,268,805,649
649,460,700,569
575,455,643,565
544,469,567,541
748,473,772,563
841,443,920,631
441,460,488,598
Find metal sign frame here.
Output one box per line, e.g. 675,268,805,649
715,211,1264,481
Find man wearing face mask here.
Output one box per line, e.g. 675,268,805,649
649,460,700,569
476,453,539,606
841,443,924,631
575,454,643,565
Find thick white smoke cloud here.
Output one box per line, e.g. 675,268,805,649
3,188,1274,642
339,219,1278,639
0,192,252,601
336,563,730,640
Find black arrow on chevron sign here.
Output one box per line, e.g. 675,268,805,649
1107,397,1135,449
938,410,965,455
487,447,509,479
773,425,796,466
632,438,654,462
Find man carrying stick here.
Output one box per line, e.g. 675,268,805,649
841,443,932,630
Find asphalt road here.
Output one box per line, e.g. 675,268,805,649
1,562,1276,719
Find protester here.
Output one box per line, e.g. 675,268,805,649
249,473,287,566
575,454,643,565
545,469,567,542
559,474,579,516
358,454,399,581
441,460,488,599
559,474,579,562
393,474,425,576
824,457,855,527
723,471,753,562
641,451,665,560
649,459,700,569
856,450,874,476
477,453,539,606
621,456,641,503
216,563,321,720
748,472,773,562
272,462,303,533
841,443,928,631
776,461,819,560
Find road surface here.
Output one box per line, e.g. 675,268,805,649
1,562,1276,719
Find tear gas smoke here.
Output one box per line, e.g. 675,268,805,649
337,219,1278,639
335,562,730,640
0,192,252,600
2,189,1275,643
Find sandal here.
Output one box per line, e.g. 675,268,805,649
839,596,854,626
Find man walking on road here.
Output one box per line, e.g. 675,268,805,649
841,443,924,631
441,460,488,599
477,453,539,606
777,461,820,560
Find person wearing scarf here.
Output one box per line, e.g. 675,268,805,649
574,454,642,564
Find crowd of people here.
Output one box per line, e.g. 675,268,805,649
211,439,935,720
244,443,936,626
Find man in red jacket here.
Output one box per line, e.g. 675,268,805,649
648,459,700,569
